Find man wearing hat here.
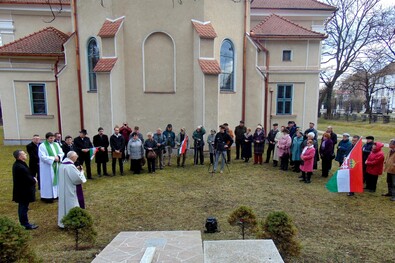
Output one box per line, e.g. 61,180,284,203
265,123,279,164
38,132,64,202
93,127,110,176
335,133,352,166
74,129,94,179
213,125,233,173
363,136,375,184
234,120,247,160
192,125,206,165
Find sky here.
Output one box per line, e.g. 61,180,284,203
380,0,394,7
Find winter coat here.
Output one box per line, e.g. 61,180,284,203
144,139,158,155
93,134,109,163
153,133,166,151
277,134,291,158
207,134,215,154
365,142,385,176
12,160,36,203
242,132,253,158
73,136,93,157
291,136,304,161
384,149,395,174
214,132,233,152
110,133,125,152
300,146,316,172
119,125,132,143
234,125,247,141
253,130,265,154
127,138,144,160
362,141,374,162
163,129,176,148
335,139,352,163
176,132,190,150
192,127,206,148
273,130,282,161
319,138,334,161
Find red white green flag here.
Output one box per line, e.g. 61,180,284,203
89,147,98,160
326,138,363,193
179,135,188,155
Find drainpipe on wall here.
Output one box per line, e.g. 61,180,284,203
72,0,84,129
254,40,270,134
54,59,62,134
241,0,248,122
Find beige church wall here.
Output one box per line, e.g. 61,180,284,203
101,37,115,58
144,32,174,93
58,35,81,138
265,40,310,69
200,39,214,58
12,14,71,40
205,0,246,128
109,0,205,135
204,75,219,131
245,38,266,130
96,73,113,133
307,40,321,68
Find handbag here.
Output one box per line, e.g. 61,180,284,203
140,157,146,166
147,150,157,159
112,151,122,159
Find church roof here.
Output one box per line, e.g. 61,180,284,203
0,27,69,57
0,0,70,5
198,59,221,75
251,0,336,11
192,20,217,39
98,17,124,38
93,58,117,72
250,14,326,39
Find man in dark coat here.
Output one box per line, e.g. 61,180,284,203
73,129,94,179
12,150,38,230
265,123,278,163
110,126,125,176
26,134,40,188
213,125,234,173
62,135,76,158
234,120,246,160
93,127,109,176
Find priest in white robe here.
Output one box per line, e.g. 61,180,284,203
39,132,64,202
58,151,86,228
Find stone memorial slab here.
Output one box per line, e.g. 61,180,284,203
203,240,284,263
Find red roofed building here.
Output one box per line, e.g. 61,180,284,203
0,0,334,145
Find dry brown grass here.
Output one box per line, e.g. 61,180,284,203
1,126,394,262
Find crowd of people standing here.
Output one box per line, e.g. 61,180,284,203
11,119,395,230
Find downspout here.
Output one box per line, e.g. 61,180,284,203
241,0,248,121
54,59,62,134
72,0,84,129
255,39,270,133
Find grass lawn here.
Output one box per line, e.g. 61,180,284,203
317,118,395,143
1,124,394,262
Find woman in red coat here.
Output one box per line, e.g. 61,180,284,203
300,140,316,184
365,142,385,192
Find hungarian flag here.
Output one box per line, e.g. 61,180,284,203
89,147,98,160
179,135,188,155
326,138,363,192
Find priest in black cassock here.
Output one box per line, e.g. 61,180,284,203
73,129,93,179
93,127,109,176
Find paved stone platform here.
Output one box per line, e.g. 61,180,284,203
92,231,204,263
203,240,284,263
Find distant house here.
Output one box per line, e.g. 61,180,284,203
0,0,335,145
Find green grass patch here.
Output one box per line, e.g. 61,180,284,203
1,125,394,262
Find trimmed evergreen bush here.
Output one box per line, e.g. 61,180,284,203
257,211,301,260
228,206,257,239
0,216,39,262
61,207,97,250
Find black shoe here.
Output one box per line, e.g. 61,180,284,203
299,179,306,182
273,164,277,167
25,224,39,230
103,173,109,176
382,193,392,197
304,180,311,184
347,193,355,196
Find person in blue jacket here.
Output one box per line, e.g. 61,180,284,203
335,133,353,166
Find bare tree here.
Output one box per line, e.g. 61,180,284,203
340,49,394,121
373,6,395,61
320,0,381,118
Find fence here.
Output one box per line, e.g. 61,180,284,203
322,113,395,124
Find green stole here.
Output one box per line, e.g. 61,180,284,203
44,140,60,186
